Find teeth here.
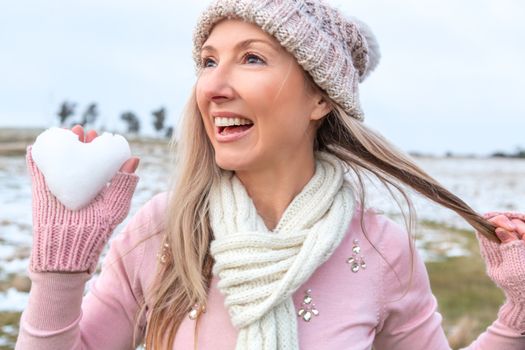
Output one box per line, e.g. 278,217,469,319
214,117,254,127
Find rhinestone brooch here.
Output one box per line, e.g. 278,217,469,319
156,241,170,264
188,303,206,320
297,289,319,322
346,239,366,273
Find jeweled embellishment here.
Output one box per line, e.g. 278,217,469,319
156,241,170,264
188,303,206,320
297,289,319,322
347,239,366,273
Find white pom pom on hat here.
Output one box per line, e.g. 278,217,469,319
351,16,381,82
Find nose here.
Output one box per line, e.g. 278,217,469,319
199,63,236,104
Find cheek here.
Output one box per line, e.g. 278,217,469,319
201,118,214,143
195,80,207,114
234,73,276,110
195,81,214,139
250,80,311,140
242,72,306,118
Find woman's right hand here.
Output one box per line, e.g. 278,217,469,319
26,125,140,274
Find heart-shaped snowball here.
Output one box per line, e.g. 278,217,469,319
31,127,131,211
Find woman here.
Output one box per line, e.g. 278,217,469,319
15,0,525,349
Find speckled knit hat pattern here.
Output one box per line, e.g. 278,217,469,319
192,0,381,121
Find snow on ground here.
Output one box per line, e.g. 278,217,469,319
363,156,525,228
0,289,29,312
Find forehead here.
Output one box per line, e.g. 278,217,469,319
201,18,282,51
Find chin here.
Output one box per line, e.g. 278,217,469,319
214,150,255,172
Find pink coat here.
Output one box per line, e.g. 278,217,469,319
15,192,525,349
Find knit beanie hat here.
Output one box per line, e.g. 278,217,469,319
192,0,381,121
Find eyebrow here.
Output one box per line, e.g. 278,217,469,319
200,38,280,54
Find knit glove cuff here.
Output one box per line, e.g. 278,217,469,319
476,211,525,334
27,145,139,274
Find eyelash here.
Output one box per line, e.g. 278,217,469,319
201,52,266,68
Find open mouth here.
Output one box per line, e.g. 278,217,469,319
214,116,254,137
217,124,254,135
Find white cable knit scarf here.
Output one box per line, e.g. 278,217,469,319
209,152,355,350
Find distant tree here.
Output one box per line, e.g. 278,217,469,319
80,103,99,127
120,112,141,133
165,126,173,139
408,151,423,157
514,147,525,158
491,151,507,158
152,107,166,133
57,101,76,126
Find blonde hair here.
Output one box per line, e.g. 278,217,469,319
132,71,498,349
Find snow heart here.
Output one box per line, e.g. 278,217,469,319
31,127,131,211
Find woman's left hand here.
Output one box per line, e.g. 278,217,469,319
477,211,525,334
486,212,525,243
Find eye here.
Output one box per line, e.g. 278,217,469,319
243,53,265,65
200,53,266,68
201,56,217,68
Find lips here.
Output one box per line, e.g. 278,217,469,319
210,111,255,141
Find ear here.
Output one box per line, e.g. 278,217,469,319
310,96,332,121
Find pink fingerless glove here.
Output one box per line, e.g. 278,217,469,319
476,211,525,335
26,145,139,274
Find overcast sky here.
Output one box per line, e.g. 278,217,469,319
1,0,524,155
